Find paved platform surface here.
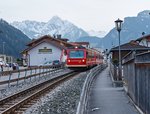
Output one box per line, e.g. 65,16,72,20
86,67,140,114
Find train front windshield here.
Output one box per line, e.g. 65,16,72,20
69,50,84,58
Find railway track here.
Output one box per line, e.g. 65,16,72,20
0,71,79,114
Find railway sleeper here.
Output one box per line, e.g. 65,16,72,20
0,108,5,111
1,104,14,108
25,102,35,105
22,104,31,108
18,108,27,111
14,111,24,114
0,71,77,114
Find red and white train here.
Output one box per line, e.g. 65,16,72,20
66,46,103,69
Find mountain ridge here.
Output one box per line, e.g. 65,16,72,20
99,10,150,49
10,10,150,51
12,16,89,41
0,19,31,58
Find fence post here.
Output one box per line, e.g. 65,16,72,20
8,71,12,87
17,70,20,86
42,67,45,77
24,69,27,83
30,68,32,82
48,67,51,75
0,72,2,81
39,67,41,80
34,68,37,80
46,68,48,76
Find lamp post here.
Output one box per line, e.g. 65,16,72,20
115,18,123,80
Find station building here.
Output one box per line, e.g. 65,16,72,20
22,35,73,66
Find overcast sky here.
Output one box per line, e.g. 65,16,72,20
0,0,150,32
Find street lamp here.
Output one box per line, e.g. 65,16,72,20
115,18,123,80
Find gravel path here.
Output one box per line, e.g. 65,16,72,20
24,71,88,114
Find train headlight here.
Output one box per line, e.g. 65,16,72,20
68,60,71,62
82,59,85,62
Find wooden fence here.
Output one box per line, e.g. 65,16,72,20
122,51,150,114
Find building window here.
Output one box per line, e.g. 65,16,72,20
38,47,52,54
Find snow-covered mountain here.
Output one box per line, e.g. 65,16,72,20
87,30,107,38
11,16,88,41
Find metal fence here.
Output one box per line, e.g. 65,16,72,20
122,51,150,114
0,64,64,87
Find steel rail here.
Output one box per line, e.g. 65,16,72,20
0,71,78,114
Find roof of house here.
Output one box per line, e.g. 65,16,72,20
110,42,150,52
135,34,150,42
22,35,73,53
71,42,89,44
26,35,72,47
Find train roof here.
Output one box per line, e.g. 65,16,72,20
67,46,101,53
67,45,86,49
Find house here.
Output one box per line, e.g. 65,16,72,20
22,35,73,66
110,41,150,65
0,54,14,64
134,34,150,47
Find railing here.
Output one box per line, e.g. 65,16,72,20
122,51,150,114
76,64,107,114
0,64,65,87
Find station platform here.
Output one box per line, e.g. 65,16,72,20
86,67,140,114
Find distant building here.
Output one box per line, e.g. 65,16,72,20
134,34,150,47
22,35,73,66
0,54,13,64
110,41,150,65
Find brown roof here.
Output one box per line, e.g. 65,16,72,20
26,35,72,47
22,35,73,53
69,42,89,47
110,42,150,52
73,42,89,45
135,34,150,42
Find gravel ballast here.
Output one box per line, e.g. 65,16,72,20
24,71,88,114
0,69,70,99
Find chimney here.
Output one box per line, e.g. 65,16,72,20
53,34,56,38
57,34,61,39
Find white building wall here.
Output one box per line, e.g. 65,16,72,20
139,39,150,47
28,42,62,66
61,55,67,63
139,39,147,47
